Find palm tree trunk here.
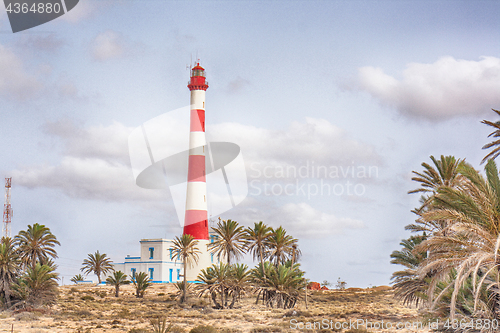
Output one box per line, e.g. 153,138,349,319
259,246,266,282
305,286,308,309
182,257,187,303
115,285,119,297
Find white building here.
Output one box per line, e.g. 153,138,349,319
107,234,219,283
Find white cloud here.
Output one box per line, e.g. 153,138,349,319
227,200,364,238
209,117,381,176
60,0,95,23
274,202,364,238
11,157,163,203
358,56,500,120
42,120,132,164
12,118,379,214
0,44,41,100
91,30,127,62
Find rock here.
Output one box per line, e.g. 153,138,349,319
307,282,321,290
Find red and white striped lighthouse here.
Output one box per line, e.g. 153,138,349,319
184,63,211,281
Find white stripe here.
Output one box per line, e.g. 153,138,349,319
190,90,205,109
185,182,207,210
189,132,206,150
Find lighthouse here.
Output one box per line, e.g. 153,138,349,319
184,63,212,281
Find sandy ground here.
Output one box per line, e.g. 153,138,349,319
0,284,432,333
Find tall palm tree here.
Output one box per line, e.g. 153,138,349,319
481,109,500,163
106,271,130,297
244,221,272,280
14,223,60,270
290,244,302,265
171,234,200,303
208,218,246,265
0,237,20,308
265,226,297,266
415,159,500,320
81,250,114,284
406,155,464,235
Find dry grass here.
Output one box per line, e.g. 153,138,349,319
0,284,430,332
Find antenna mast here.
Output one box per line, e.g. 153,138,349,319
3,178,12,238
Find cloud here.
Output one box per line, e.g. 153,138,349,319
226,200,364,238
358,56,500,120
15,34,65,53
226,76,250,94
91,30,128,62
12,118,380,213
0,44,41,100
274,202,364,238
42,120,132,164
60,0,96,23
209,117,381,175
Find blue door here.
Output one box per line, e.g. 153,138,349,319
169,268,173,282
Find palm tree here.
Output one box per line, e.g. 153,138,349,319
481,109,500,163
81,250,114,284
252,262,305,309
265,226,297,266
227,263,251,308
0,237,20,308
390,234,428,306
12,263,59,309
406,156,465,237
244,221,272,280
14,223,60,270
171,234,200,303
70,274,85,284
208,218,247,265
106,271,130,297
132,271,151,298
415,159,500,320
196,262,231,309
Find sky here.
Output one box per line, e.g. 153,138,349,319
1,0,500,287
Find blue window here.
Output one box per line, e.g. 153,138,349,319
211,253,214,263
169,268,173,283
131,268,136,279
149,268,154,280
177,269,180,280
169,248,173,259
149,247,154,259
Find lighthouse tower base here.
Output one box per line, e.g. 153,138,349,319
186,239,212,282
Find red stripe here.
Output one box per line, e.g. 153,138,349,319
184,210,208,239
190,109,205,132
187,155,205,182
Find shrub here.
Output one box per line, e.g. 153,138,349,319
80,295,94,301
189,325,217,333
249,327,282,333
